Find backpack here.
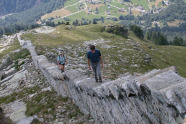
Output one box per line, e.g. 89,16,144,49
58,55,65,64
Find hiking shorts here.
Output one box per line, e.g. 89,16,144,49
59,63,65,65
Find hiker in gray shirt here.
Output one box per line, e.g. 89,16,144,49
87,45,103,82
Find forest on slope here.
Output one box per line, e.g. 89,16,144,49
0,0,67,26
0,0,67,37
0,0,51,16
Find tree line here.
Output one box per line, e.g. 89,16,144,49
0,0,67,37
0,23,40,37
0,0,50,16
130,25,185,46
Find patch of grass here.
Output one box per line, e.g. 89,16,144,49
25,88,85,122
64,0,79,6
0,85,41,104
53,11,104,24
66,4,79,13
59,96,69,102
98,5,107,15
68,104,83,119
0,39,21,60
130,0,149,10
8,48,30,70
78,122,83,124
0,92,17,104
25,90,56,117
9,48,30,60
30,118,43,124
110,2,127,9
24,86,41,95
14,60,19,70
157,1,162,7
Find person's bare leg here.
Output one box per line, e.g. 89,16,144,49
62,65,65,72
59,65,63,73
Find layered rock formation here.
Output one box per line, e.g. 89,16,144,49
17,33,186,124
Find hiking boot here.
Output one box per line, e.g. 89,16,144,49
99,77,102,83
95,79,98,82
61,69,64,73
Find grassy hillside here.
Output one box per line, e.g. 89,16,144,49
130,0,149,10
0,39,21,59
22,24,186,79
0,0,67,26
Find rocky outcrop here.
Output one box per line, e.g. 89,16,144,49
0,107,13,124
18,33,186,124
0,56,13,70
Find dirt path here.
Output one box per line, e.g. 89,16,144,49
107,4,120,9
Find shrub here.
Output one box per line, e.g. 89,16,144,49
101,25,128,38
130,25,144,39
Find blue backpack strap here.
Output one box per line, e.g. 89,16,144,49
58,55,61,63
63,55,65,59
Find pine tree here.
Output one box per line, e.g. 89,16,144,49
145,31,150,40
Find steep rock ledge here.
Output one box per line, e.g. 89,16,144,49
18,33,186,124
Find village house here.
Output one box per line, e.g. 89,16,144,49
136,6,144,10
153,7,165,14
95,11,98,14
106,9,109,12
88,8,92,12
118,8,125,12
164,0,169,6
143,10,150,15
107,11,111,15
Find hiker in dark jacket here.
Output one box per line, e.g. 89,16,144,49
57,50,66,73
87,45,103,82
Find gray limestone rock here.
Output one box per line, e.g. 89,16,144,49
143,54,151,64
0,56,13,70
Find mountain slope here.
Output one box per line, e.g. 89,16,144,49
0,0,66,26
21,24,186,79
0,0,50,16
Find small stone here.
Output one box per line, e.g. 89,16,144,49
143,54,151,64
58,106,62,109
41,87,52,92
